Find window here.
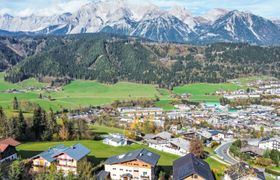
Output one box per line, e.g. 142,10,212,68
193,174,198,179
120,169,123,171
134,170,139,172
113,174,116,176
113,168,116,170
143,172,147,176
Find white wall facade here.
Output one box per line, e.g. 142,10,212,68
105,164,152,180
56,154,78,175
259,140,280,151
148,143,187,156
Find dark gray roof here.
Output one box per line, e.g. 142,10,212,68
104,148,160,166
173,153,214,180
240,145,264,156
96,170,110,180
254,168,266,180
208,130,222,136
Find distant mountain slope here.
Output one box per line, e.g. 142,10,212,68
3,34,280,88
197,11,280,45
0,36,44,71
0,1,280,45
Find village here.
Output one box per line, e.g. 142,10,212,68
0,79,280,180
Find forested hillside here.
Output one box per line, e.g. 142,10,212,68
1,34,280,88
0,36,45,71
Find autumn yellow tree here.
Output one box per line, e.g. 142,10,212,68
59,124,69,140
190,138,204,158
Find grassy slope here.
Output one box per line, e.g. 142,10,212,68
173,83,242,102
0,72,46,91
17,124,178,167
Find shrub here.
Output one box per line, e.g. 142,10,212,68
255,157,273,167
265,168,280,176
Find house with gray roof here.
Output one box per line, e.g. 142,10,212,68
31,143,90,175
53,143,90,175
101,148,160,180
258,137,280,151
173,153,214,180
240,145,265,157
103,133,128,147
31,145,67,173
144,132,190,156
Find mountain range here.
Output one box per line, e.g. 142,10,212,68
0,0,280,45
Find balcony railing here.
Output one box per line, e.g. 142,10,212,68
57,164,77,168
140,175,150,179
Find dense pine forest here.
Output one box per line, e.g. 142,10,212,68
1,33,280,88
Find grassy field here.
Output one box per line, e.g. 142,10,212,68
1,71,273,112
173,83,242,102
0,73,46,91
17,124,178,167
0,72,173,112
17,140,178,166
230,76,277,86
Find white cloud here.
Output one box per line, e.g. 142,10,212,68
0,0,279,18
0,0,91,17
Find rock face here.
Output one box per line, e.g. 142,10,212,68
0,1,280,45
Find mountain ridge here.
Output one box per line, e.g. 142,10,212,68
0,1,280,45
2,34,280,88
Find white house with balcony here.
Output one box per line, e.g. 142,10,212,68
103,133,127,147
258,137,280,151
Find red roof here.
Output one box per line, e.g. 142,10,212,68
0,138,21,147
0,144,9,152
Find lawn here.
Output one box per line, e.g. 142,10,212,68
18,140,228,178
173,83,242,102
205,157,228,179
89,124,125,135
17,140,179,167
17,124,179,167
154,100,176,111
17,124,228,178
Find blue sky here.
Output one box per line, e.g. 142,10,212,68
0,0,279,19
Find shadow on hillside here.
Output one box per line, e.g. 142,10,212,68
92,132,108,136
18,150,43,159
89,156,107,165
158,165,173,175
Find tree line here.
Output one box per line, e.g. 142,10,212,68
0,105,92,142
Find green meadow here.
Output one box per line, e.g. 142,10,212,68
0,72,172,112
173,83,242,102
1,71,273,113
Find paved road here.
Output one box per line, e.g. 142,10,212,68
215,141,239,165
